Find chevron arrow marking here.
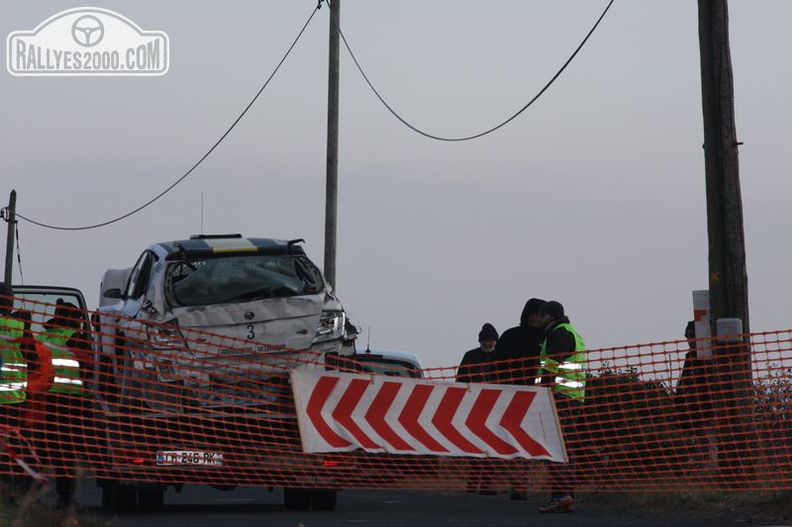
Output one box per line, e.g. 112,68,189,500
332,378,381,450
431,386,484,454
294,370,562,460
465,388,519,456
305,375,352,449
398,384,448,453
365,381,415,452
499,390,550,457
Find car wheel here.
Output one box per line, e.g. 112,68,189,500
311,489,337,511
138,489,165,511
100,485,112,508
104,486,137,512
283,488,311,511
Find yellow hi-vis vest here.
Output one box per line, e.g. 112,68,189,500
36,327,84,395
538,322,587,402
0,315,27,404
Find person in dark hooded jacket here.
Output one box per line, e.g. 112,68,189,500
492,298,545,385
489,298,544,500
675,320,717,465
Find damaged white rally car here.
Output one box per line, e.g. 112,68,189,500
96,233,359,408
92,234,361,511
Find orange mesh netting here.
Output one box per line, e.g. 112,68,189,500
1,296,790,493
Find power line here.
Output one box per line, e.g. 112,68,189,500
13,3,324,232
14,221,23,285
340,0,615,142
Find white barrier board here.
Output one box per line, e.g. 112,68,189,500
291,370,567,462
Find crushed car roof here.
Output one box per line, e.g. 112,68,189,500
153,234,307,260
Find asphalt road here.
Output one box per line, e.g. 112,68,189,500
70,482,789,527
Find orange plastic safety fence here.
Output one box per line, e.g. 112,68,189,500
1,296,791,494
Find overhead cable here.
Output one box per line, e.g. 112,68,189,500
15,3,323,231
340,0,615,142
15,222,24,285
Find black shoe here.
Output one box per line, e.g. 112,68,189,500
510,491,527,501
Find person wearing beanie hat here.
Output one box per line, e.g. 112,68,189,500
538,300,564,320
478,322,499,342
456,322,500,495
457,323,499,384
536,300,587,513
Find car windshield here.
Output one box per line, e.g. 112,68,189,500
166,254,324,307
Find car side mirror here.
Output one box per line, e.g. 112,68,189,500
104,288,123,299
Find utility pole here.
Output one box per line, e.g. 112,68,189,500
3,190,16,286
698,0,749,338
324,0,340,290
697,0,751,478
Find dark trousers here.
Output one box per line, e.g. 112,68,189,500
548,397,583,497
0,404,24,498
32,394,94,501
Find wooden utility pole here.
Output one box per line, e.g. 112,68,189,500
698,0,749,335
324,0,340,289
697,0,752,478
3,190,16,286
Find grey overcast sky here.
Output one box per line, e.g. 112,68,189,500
1,1,790,369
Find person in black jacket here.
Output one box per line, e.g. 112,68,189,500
489,298,545,499
675,321,717,466
493,298,545,385
456,323,499,384
456,323,499,494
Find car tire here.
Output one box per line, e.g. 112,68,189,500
100,485,112,509
138,489,165,511
283,488,311,511
311,489,337,511
104,486,137,512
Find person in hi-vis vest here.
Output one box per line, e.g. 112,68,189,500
35,299,92,509
535,301,587,514
0,282,28,496
0,283,27,406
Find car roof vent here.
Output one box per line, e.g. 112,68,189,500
189,233,243,240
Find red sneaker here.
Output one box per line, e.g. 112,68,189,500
538,495,575,513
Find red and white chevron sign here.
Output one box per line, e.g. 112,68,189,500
290,370,567,461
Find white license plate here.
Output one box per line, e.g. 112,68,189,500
156,450,223,466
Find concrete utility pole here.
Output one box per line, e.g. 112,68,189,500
3,190,16,286
324,0,340,290
697,0,752,477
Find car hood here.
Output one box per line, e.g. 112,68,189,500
170,294,327,352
